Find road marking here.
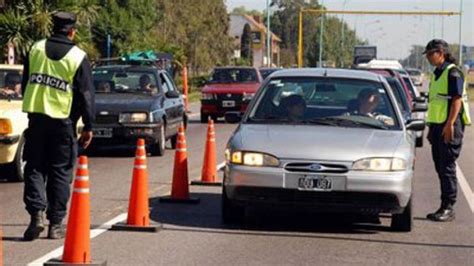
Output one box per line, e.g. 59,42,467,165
28,213,128,266
457,164,474,213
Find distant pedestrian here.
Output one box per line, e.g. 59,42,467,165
423,39,471,222
21,11,95,240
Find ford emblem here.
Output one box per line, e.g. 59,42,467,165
309,164,323,171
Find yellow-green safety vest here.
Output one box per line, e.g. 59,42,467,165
427,63,471,126
22,39,86,119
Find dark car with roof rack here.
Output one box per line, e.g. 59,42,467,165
90,54,186,156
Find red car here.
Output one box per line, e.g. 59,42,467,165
200,67,262,123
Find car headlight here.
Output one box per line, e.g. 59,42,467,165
243,92,255,101
201,93,214,100
0,118,12,135
352,158,407,171
119,112,148,123
226,150,279,167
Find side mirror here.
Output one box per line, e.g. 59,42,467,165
165,90,180,98
412,102,428,112
420,91,428,98
224,112,242,124
414,96,426,103
406,119,425,131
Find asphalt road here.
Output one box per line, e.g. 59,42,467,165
1,102,473,266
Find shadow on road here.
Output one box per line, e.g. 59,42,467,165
149,192,474,250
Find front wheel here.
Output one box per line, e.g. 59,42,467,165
8,135,25,182
391,199,412,232
151,123,166,156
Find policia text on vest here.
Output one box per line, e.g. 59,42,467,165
29,73,70,92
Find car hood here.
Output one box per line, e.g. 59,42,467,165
232,124,405,162
0,99,23,118
95,94,157,112
202,83,260,94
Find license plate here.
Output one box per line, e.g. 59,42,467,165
93,128,113,138
298,175,333,191
222,100,235,108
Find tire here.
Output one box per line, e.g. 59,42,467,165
8,135,25,182
170,134,178,149
151,123,166,156
391,199,412,232
416,136,423,148
222,187,245,224
200,112,209,123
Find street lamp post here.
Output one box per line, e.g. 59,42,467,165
340,0,349,67
458,0,463,64
318,0,325,67
266,0,271,67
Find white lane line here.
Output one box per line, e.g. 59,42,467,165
457,164,474,213
28,213,127,266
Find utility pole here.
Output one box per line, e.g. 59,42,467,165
340,0,349,67
266,0,271,67
441,0,445,38
318,0,325,67
458,0,463,64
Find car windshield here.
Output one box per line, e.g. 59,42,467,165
92,69,159,95
209,68,258,83
386,77,411,114
247,77,400,130
0,69,23,100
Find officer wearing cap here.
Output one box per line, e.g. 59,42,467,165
21,11,95,240
423,39,471,222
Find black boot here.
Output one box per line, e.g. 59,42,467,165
47,223,66,239
427,204,455,222
23,212,45,241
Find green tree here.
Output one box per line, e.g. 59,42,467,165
231,6,262,17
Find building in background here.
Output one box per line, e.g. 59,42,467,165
229,14,281,68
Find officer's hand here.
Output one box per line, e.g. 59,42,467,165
427,128,433,144
79,130,93,149
441,123,454,144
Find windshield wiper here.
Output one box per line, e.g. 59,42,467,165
304,117,388,129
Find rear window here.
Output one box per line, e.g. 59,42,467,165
247,77,400,130
209,68,258,83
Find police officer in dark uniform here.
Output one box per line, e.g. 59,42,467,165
21,11,95,240
423,39,471,222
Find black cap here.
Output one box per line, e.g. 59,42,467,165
52,11,77,33
423,39,449,54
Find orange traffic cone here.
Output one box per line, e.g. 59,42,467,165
111,139,161,232
160,125,199,204
191,118,221,186
182,65,189,113
45,156,106,266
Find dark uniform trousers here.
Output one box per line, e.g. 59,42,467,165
429,116,464,207
23,114,78,224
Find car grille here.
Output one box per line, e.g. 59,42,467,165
284,162,348,174
95,114,118,124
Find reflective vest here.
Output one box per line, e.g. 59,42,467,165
427,63,471,126
22,39,86,119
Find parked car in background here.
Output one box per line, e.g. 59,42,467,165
200,67,262,123
406,68,424,87
0,64,26,181
92,63,187,156
259,67,282,80
223,68,425,232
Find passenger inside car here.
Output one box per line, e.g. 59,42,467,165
346,88,394,126
0,72,22,98
96,80,112,93
280,94,306,122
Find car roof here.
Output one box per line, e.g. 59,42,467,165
93,65,160,72
214,66,258,70
269,68,383,82
0,64,23,71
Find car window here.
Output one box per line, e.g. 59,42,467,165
407,69,422,76
93,69,159,95
386,77,410,114
248,77,400,130
402,77,416,98
209,68,258,83
161,72,176,93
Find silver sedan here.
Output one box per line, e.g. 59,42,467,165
222,68,425,232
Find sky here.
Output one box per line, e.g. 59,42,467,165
225,0,474,60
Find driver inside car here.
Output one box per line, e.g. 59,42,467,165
280,94,306,122
0,72,22,98
138,74,157,94
346,88,394,126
